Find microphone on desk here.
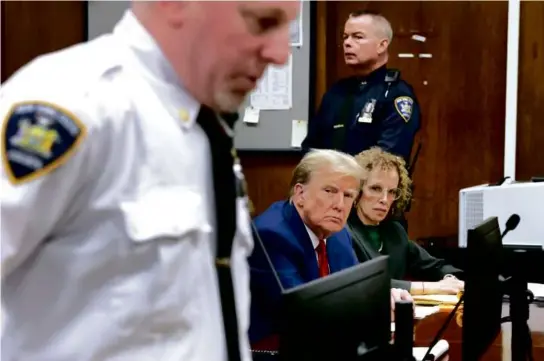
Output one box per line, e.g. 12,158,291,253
420,292,464,361
501,213,521,239
498,214,536,361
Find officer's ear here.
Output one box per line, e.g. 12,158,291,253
377,38,389,56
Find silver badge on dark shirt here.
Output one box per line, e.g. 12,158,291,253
358,99,377,123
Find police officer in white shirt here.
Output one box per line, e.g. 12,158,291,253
0,2,299,361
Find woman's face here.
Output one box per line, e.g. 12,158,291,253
357,167,400,225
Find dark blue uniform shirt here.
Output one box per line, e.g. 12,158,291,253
301,66,421,163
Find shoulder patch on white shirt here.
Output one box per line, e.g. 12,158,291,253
2,101,87,185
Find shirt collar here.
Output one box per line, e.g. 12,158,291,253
354,65,388,87
304,225,326,250
349,209,381,230
113,10,201,129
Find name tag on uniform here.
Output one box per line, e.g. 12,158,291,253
357,99,376,123
358,114,373,123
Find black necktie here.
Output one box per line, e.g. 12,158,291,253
195,106,241,361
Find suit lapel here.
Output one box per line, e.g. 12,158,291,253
326,234,349,273
282,201,320,280
356,228,382,259
379,222,405,270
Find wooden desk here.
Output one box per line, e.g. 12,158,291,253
413,304,544,361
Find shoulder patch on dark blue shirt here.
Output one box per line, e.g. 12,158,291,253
394,96,414,122
2,101,86,185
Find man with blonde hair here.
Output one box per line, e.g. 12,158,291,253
1,2,299,361
248,149,411,350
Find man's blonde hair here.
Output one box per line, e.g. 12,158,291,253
288,149,364,197
354,147,412,214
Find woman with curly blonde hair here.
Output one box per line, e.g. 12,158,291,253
347,147,464,295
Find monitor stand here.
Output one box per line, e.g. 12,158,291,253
502,249,536,361
394,300,417,361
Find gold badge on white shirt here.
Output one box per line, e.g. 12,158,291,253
179,108,190,123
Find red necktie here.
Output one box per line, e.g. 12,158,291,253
316,239,330,278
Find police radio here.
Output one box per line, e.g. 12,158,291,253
384,69,400,98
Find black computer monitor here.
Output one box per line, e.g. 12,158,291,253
462,216,504,361
278,256,391,361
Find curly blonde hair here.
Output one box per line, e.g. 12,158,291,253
354,147,412,215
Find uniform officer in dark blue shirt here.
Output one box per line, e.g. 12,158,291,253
302,10,421,164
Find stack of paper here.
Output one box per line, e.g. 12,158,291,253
415,305,440,319
413,339,449,361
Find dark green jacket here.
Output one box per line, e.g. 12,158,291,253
346,211,463,290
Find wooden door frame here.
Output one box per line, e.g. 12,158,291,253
313,1,523,181
313,2,328,113
504,0,520,180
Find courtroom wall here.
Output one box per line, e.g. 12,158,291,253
87,1,313,152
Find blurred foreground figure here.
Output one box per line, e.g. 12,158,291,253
0,2,299,361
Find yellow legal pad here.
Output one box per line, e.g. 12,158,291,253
412,294,460,306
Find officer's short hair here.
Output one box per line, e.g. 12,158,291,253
348,10,393,43
354,147,412,214
288,149,364,197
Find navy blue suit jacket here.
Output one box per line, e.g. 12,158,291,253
248,200,358,344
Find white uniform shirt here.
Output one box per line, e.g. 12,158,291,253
1,10,253,361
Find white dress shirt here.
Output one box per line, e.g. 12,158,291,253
1,10,253,361
304,225,327,263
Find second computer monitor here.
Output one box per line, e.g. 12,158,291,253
462,216,504,361
279,256,391,361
